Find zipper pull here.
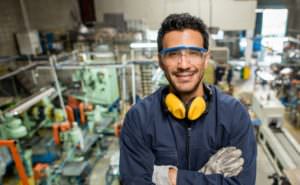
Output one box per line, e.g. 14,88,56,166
187,127,192,136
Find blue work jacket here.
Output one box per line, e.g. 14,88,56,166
120,85,257,185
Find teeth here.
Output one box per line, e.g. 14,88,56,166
177,73,192,77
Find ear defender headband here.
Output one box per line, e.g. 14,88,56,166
164,84,211,121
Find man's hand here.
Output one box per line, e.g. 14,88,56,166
168,167,177,185
199,146,244,177
152,165,177,185
152,147,243,184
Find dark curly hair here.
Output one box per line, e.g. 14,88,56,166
157,13,209,52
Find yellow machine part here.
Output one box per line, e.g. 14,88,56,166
54,109,65,122
243,66,251,80
16,176,35,185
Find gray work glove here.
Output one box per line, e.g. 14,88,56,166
152,165,177,185
199,146,244,177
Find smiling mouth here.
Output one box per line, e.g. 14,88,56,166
174,73,195,82
175,72,194,77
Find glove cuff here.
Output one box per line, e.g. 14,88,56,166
153,165,177,185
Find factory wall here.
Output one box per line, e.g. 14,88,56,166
287,4,300,36
2,0,300,57
287,2,300,36
0,0,80,56
24,0,80,32
94,0,258,31
0,0,25,56
258,0,300,36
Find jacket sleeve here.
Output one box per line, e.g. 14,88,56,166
176,103,257,185
120,107,155,185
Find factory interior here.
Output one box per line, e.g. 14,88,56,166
0,0,300,185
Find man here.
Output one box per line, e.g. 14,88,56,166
120,13,257,185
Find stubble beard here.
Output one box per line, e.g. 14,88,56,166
165,71,204,97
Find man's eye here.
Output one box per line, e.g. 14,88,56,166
167,51,179,57
188,50,201,56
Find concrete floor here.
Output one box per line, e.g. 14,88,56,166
89,137,120,185
256,145,276,184
282,120,300,144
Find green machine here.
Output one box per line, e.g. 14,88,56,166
0,115,27,139
73,67,119,105
73,45,120,105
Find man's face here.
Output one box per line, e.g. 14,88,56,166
159,29,209,95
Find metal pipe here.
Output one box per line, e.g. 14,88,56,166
71,49,79,62
7,87,55,115
37,63,129,70
0,56,18,64
19,0,31,31
0,63,39,81
82,52,114,58
19,0,38,85
49,56,67,119
0,140,29,185
122,63,127,102
131,64,136,104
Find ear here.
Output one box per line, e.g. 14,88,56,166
158,54,165,70
204,50,210,69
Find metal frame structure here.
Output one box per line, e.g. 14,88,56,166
0,140,29,185
37,57,138,105
6,87,56,116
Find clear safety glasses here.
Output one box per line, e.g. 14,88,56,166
160,45,207,62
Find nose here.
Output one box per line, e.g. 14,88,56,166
177,54,190,70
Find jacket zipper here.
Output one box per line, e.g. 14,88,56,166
186,126,192,170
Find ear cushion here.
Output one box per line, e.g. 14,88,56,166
165,93,186,119
187,97,206,121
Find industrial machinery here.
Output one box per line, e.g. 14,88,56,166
129,42,157,61
0,43,138,184
210,47,234,94
152,68,168,90
268,62,300,128
0,87,63,184
0,93,115,185
78,44,116,64
0,53,124,185
282,37,300,64
16,30,42,56
0,140,33,185
0,147,11,183
252,88,285,129
210,47,229,65
252,87,300,185
105,151,120,185
129,42,159,97
72,67,119,105
128,61,157,97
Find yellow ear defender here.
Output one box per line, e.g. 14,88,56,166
187,96,207,120
165,93,186,120
165,93,207,121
